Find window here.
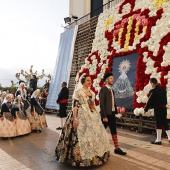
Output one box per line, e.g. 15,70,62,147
91,0,103,18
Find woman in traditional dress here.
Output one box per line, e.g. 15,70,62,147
11,95,31,136
55,75,110,167
0,94,17,137
28,89,47,132
16,82,30,113
16,82,27,99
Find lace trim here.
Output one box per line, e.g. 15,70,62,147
75,89,110,160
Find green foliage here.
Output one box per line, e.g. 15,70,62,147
0,86,43,93
0,86,17,93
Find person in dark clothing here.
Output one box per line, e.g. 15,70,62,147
56,82,69,130
99,73,127,155
27,88,34,102
144,78,170,145
29,75,37,91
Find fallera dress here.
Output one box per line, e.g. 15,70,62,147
0,101,31,137
28,97,47,131
55,88,110,167
12,101,31,136
0,102,17,137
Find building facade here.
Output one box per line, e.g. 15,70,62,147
68,0,123,27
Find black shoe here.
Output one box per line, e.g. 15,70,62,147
151,141,162,145
114,148,127,155
56,127,62,130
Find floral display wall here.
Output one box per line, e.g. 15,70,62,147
75,0,170,118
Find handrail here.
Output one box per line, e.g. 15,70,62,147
64,0,123,30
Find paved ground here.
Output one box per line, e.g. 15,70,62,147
0,114,170,170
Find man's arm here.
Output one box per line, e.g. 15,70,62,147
144,91,155,112
99,88,107,118
56,89,63,103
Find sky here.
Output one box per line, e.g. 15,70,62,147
0,0,69,87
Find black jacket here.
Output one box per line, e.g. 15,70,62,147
30,78,37,91
99,86,118,118
144,85,167,112
1,103,11,115
57,87,69,103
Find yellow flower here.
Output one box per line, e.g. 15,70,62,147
143,26,147,32
124,17,133,52
154,0,168,9
104,18,114,30
118,28,123,45
134,21,140,40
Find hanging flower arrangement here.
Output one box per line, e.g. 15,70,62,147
75,0,170,118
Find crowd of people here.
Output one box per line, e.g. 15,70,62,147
1,73,170,168
0,82,48,138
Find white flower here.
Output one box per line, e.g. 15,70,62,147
91,55,96,60
134,108,140,116
137,97,142,103
142,96,148,103
115,113,122,119
139,108,144,115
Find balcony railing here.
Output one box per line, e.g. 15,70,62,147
65,0,123,30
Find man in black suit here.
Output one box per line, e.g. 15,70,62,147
56,82,69,130
144,78,170,145
99,73,127,155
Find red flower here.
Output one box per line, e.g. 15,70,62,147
76,1,170,109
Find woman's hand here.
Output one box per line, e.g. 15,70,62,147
73,119,79,130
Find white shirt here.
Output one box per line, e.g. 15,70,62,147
106,85,115,111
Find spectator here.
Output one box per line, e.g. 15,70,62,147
29,75,37,91
56,82,69,130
